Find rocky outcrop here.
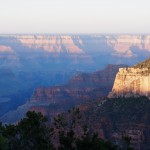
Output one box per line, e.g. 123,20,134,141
108,58,150,98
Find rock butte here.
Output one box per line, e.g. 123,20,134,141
108,66,150,98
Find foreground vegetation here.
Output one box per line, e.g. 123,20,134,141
0,109,133,150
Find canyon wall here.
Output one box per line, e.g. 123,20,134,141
0,64,126,123
1,34,150,122
1,34,150,57
1,34,150,72
107,35,150,57
108,58,150,98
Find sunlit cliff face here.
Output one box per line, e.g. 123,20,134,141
108,67,150,98
15,35,84,53
0,34,150,70
107,35,150,57
10,34,150,57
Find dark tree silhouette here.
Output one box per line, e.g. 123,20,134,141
3,111,54,150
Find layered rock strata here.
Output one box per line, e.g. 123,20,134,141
0,64,126,124
1,34,150,57
108,67,150,98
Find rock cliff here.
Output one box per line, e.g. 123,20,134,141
1,34,150,72
107,35,150,57
1,34,150,57
108,58,150,98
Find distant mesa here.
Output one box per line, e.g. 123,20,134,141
0,45,13,53
15,34,150,57
1,34,150,57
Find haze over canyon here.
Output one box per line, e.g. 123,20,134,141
1,34,150,121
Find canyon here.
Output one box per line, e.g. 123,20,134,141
1,34,150,121
1,34,150,70
2,34,150,56
1,35,150,149
0,64,126,123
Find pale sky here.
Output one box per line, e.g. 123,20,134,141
0,0,150,34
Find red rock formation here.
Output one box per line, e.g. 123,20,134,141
0,64,126,124
28,64,126,120
108,58,150,98
2,34,150,57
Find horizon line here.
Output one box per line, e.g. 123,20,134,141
0,33,150,35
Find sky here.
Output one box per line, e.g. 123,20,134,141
0,0,150,34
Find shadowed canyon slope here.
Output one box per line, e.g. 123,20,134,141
0,64,127,124
1,34,150,117
75,97,150,150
